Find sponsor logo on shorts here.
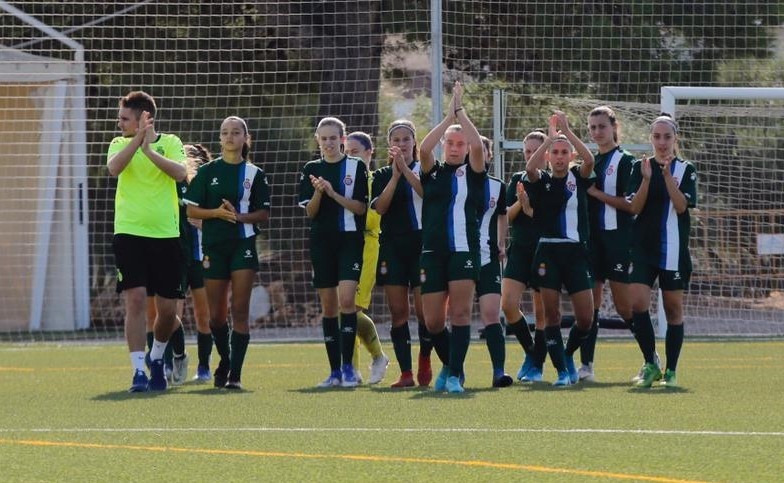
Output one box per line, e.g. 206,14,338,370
494,275,501,284
202,256,210,269
344,175,353,186
673,271,681,280
614,263,624,272
379,261,387,275
420,268,426,283
243,178,251,190
352,262,360,271
538,263,546,277
464,259,473,269
210,177,219,186
244,249,253,259
545,183,551,191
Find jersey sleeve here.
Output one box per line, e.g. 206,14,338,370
617,153,635,197
626,160,642,199
505,173,520,208
496,180,507,215
165,135,187,164
522,171,544,208
370,167,388,207
353,161,369,204
680,163,697,208
106,136,128,164
251,168,272,211
183,164,207,207
298,163,314,208
575,165,596,189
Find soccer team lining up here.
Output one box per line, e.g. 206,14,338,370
108,81,696,394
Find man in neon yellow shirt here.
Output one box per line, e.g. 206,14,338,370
107,91,187,392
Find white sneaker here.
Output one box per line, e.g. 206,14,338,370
316,371,342,388
171,354,189,386
632,352,661,382
577,363,595,382
368,354,389,384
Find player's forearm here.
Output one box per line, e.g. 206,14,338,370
143,147,186,181
373,180,397,215
333,195,366,216
305,192,322,219
400,167,423,198
107,140,142,176
507,201,522,221
186,205,220,220
237,209,270,224
628,181,650,215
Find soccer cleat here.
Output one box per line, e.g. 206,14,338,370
564,354,578,384
213,361,229,388
224,379,243,390
660,369,678,387
433,366,449,392
147,359,168,391
553,371,572,387
390,371,415,388
521,366,543,382
416,353,432,386
316,370,342,388
368,354,389,384
632,352,661,382
445,375,465,393
578,363,595,382
340,364,360,388
171,354,189,386
517,353,533,381
492,372,514,388
129,370,149,393
164,362,174,384
635,363,663,388
192,365,211,382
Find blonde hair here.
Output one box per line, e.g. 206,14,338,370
316,117,346,137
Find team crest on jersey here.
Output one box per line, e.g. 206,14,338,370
566,180,576,192
420,268,426,283
456,167,465,177
538,263,546,277
673,176,680,185
380,261,388,275
344,175,353,186
203,256,210,269
243,178,251,190
489,197,496,209
156,146,165,155
606,165,615,176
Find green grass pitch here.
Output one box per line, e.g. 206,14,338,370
1,339,782,482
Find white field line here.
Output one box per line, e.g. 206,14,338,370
0,427,782,437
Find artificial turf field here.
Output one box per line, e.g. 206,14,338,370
0,339,782,482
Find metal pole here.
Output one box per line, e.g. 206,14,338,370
430,0,443,131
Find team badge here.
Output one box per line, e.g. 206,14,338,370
606,165,615,176
489,197,496,209
203,256,210,269
464,259,473,269
538,263,546,277
380,261,388,275
456,166,465,177
244,178,251,189
344,175,353,186
673,176,680,185
156,146,165,155
420,268,426,283
566,180,576,192
673,271,681,280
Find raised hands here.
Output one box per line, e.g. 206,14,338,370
640,155,652,180
389,145,406,177
309,174,336,198
138,110,155,148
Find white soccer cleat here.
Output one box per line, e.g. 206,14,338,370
578,363,595,382
368,354,389,384
171,353,189,386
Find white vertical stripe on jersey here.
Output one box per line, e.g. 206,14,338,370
239,163,260,238
411,161,423,230
564,170,580,242
601,149,623,230
662,160,688,270
451,165,470,252
342,157,359,232
479,178,501,265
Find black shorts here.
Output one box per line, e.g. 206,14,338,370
113,234,185,299
310,231,364,288
377,232,423,288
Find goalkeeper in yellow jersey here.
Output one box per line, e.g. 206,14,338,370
344,131,389,384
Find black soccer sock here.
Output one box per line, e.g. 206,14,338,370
170,324,185,357
430,327,451,366
534,328,547,369
484,323,506,374
579,309,600,365
340,312,358,367
507,316,534,354
544,325,566,373
211,322,231,366
390,324,412,372
229,331,250,382
565,324,590,357
197,331,213,367
632,311,657,364
418,322,433,358
448,325,471,378
146,331,154,351
321,316,341,372
665,324,684,372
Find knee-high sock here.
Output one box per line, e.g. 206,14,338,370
665,324,684,372
579,309,599,365
197,331,213,367
565,324,590,357
229,331,250,381
507,315,534,354
430,327,451,366
356,311,383,359
321,316,341,372
211,322,230,367
340,312,358,367
448,325,471,378
418,322,433,358
533,328,547,369
544,325,566,373
170,323,185,357
632,311,657,364
390,324,412,372
484,323,505,374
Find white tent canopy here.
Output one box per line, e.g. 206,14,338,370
0,46,90,331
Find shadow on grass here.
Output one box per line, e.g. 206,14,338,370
627,386,690,394
91,390,169,401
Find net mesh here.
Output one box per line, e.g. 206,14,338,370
0,1,782,339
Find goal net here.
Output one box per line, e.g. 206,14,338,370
0,1,782,340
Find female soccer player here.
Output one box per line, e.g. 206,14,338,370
371,119,432,388
476,136,513,387
627,114,696,388
344,131,390,385
185,116,271,390
419,81,486,393
502,131,547,382
579,106,637,382
525,112,595,386
298,117,368,388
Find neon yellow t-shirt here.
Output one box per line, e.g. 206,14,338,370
107,133,186,238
